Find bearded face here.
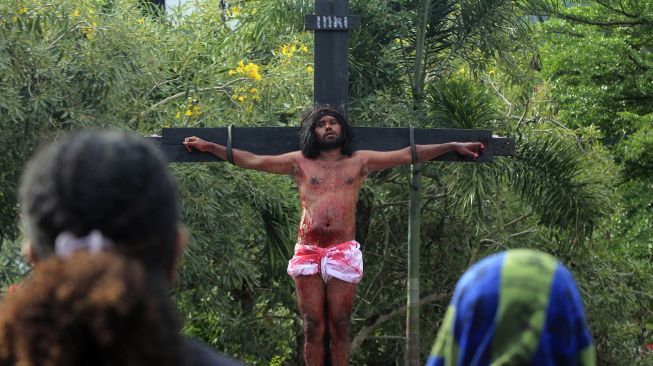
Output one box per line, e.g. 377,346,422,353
314,115,344,151
299,108,354,158
316,132,344,150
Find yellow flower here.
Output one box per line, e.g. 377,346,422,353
228,6,242,17
232,61,262,81
300,45,308,53
306,66,314,74
137,17,145,24
72,9,80,18
185,109,193,117
175,111,181,119
81,23,96,37
249,88,258,94
237,96,245,103
245,64,260,80
281,44,298,58
17,7,27,14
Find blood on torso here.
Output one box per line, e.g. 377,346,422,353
294,154,367,247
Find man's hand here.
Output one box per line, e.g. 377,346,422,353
183,136,213,153
454,142,485,159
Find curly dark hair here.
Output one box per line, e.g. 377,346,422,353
0,252,184,366
299,107,354,158
18,130,180,274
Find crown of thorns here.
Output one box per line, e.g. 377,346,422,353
310,107,346,124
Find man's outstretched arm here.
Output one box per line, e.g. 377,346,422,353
358,142,485,173
182,136,298,175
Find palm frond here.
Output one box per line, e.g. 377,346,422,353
425,0,531,75
425,78,500,128
423,79,614,243
508,129,615,242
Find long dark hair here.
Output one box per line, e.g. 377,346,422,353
299,107,354,158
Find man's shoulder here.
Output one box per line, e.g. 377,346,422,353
183,338,248,366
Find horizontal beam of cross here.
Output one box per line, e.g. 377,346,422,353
154,127,514,163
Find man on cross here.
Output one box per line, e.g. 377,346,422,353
183,107,484,366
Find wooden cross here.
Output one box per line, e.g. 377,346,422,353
154,0,514,161
152,1,514,364
305,0,360,110
159,127,514,162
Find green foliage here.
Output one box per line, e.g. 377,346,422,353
0,0,650,364
528,1,653,363
426,78,502,129
0,238,29,294
510,129,615,242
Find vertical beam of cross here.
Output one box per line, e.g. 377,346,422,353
305,0,359,114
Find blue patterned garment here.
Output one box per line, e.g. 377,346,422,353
426,249,596,366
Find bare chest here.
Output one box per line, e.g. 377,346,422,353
295,159,365,193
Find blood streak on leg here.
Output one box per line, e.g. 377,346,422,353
295,275,327,366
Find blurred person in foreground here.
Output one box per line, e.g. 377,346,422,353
0,130,245,366
427,249,596,366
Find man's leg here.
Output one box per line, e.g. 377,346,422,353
326,278,357,366
295,274,327,366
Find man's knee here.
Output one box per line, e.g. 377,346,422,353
303,315,325,343
330,314,351,340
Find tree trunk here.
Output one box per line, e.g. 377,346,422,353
405,162,422,366
405,0,431,362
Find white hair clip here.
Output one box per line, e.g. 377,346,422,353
54,230,113,258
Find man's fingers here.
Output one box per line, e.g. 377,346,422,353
183,136,196,153
183,137,193,152
456,142,483,158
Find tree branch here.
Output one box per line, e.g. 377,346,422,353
595,0,639,18
503,212,532,228
350,291,449,353
128,78,245,128
553,11,646,27
483,73,513,111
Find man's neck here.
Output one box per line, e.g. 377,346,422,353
317,148,344,162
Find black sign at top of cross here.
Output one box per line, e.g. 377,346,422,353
304,0,359,114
